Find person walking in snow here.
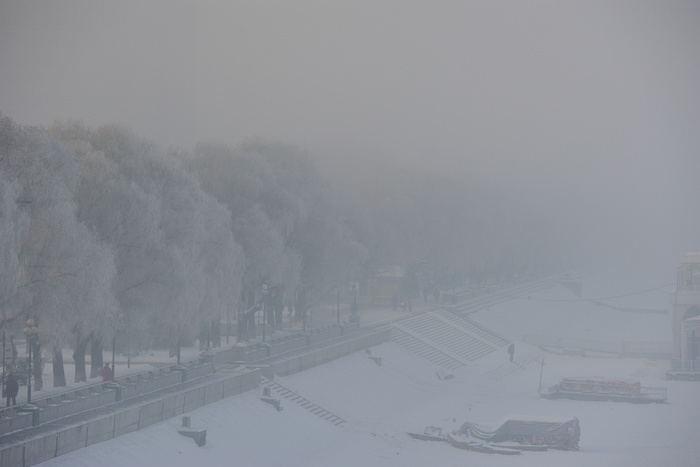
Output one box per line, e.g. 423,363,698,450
4,372,18,407
102,363,112,382
508,343,515,362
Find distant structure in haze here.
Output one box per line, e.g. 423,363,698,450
669,252,700,379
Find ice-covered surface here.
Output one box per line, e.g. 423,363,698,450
37,266,700,466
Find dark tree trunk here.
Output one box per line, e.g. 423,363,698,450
275,301,283,331
199,326,207,351
32,338,43,391
90,337,103,378
52,346,67,387
275,290,284,331
248,308,257,338
212,319,221,348
267,307,274,336
73,333,90,383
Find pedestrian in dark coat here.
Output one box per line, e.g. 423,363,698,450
5,373,19,407
102,363,112,382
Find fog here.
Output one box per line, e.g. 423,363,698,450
1,0,698,263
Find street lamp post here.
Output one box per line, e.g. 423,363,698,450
237,308,243,343
2,330,6,394
349,282,359,323
104,333,123,402
302,306,307,333
111,335,116,381
227,306,230,345
23,319,38,404
261,284,268,343
177,336,182,366
262,303,267,342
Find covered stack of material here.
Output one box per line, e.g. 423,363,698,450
456,417,580,450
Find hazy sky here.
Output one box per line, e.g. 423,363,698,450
1,1,699,255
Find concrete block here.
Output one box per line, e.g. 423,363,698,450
73,396,102,414
0,410,32,435
187,364,211,380
55,424,88,457
59,390,78,402
161,395,180,420
241,369,261,391
286,357,300,376
120,383,140,401
216,347,234,364
0,444,24,467
85,415,116,446
261,366,275,380
24,432,57,466
41,402,75,424
253,347,268,361
222,374,243,398
178,429,206,447
231,344,249,362
301,354,315,371
138,400,164,429
181,387,205,413
113,406,141,437
153,373,182,393
290,339,304,353
204,381,224,404
327,346,340,361
273,360,289,377
260,396,283,411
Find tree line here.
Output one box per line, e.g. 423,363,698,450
0,113,575,387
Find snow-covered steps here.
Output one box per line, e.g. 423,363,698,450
390,310,509,370
391,325,465,370
261,377,347,427
431,309,510,349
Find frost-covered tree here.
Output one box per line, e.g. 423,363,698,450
190,140,367,323
189,142,301,301
0,115,119,386
0,173,28,325
52,122,245,352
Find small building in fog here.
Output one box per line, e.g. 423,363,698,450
670,253,700,370
367,265,405,306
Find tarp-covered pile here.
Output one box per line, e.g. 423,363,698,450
455,417,580,450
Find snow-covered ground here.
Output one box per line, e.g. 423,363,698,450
37,264,700,466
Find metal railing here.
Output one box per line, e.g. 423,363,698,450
524,334,672,357
671,359,700,372
0,351,211,433
640,386,668,400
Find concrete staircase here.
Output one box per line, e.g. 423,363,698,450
261,377,346,426
390,310,509,370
